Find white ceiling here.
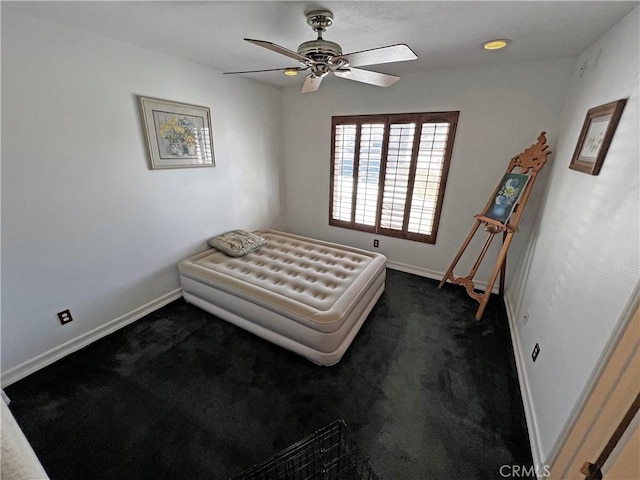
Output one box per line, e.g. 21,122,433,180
4,1,638,88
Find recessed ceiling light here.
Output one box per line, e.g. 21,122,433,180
284,69,299,76
483,39,511,50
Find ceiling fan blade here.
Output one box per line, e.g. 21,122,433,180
339,44,417,67
301,74,323,93
335,67,400,87
244,38,312,65
223,66,307,75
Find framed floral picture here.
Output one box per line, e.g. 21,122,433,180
138,96,215,169
484,172,530,224
569,99,626,175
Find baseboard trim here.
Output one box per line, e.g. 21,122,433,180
1,289,183,387
385,260,443,281
504,291,546,473
386,260,499,294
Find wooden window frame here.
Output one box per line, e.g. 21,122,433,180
329,111,459,244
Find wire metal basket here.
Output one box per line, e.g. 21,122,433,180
231,419,379,480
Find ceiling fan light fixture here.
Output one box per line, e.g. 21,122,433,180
284,69,299,76
483,39,511,50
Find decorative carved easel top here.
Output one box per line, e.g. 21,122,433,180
475,132,551,233
505,131,550,175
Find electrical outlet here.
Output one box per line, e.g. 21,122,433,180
373,239,379,248
57,309,73,325
532,343,540,362
523,310,530,325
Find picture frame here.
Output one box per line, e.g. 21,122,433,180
138,96,215,169
484,172,530,225
569,99,626,175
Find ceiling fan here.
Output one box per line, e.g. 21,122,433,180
224,9,417,93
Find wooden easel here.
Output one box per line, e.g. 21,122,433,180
439,132,551,320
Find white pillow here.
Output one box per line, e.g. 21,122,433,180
208,230,266,257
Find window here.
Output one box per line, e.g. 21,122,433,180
330,112,459,244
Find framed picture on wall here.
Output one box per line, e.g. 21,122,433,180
138,96,215,169
569,98,626,176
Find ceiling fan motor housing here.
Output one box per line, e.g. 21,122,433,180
297,39,342,63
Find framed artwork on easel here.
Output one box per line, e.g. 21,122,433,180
484,173,530,224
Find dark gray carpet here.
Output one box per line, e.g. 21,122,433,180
5,269,533,479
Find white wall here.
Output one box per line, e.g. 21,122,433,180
280,58,574,286
506,7,639,462
0,11,284,379
3,6,637,468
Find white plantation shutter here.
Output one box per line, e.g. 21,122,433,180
330,112,458,244
380,123,415,230
408,122,451,235
355,123,384,225
332,124,356,222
